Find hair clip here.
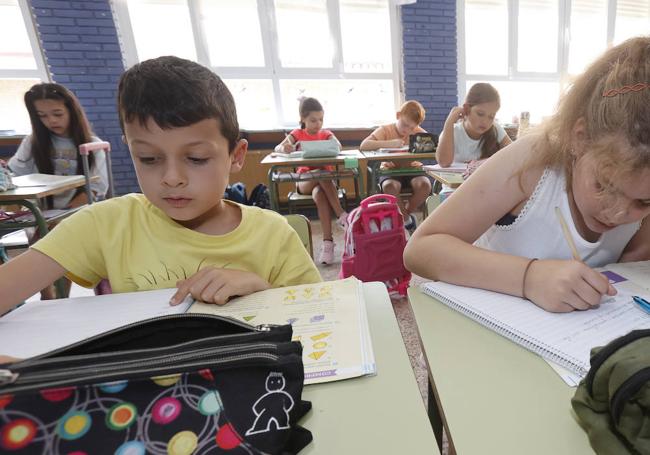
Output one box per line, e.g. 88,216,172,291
602,82,649,97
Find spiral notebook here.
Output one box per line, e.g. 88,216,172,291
420,280,650,378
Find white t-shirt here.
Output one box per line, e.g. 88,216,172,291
9,134,109,208
441,121,507,163
475,167,639,267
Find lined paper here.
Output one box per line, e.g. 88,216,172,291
0,289,192,359
421,281,650,377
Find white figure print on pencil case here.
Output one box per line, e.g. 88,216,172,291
246,372,295,435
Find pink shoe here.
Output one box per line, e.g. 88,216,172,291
318,240,335,265
336,211,349,230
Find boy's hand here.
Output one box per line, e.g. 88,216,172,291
388,139,404,148
170,267,271,306
524,259,616,313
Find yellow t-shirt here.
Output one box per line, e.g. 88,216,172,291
33,194,321,292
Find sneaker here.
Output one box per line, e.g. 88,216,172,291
404,213,417,234
318,240,335,265
336,211,349,230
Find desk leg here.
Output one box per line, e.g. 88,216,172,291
20,200,67,299
268,166,280,212
366,162,380,196
427,376,444,452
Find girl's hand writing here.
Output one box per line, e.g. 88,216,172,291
463,159,486,178
170,267,271,306
524,259,616,312
282,142,295,153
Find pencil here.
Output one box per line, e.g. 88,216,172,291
554,206,581,261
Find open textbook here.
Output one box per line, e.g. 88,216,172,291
420,261,650,383
0,278,375,385
189,277,376,384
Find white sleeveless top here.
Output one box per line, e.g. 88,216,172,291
474,167,639,267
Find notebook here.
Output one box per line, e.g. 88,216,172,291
420,278,650,378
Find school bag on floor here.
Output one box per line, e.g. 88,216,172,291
0,314,312,454
339,194,411,296
571,329,650,454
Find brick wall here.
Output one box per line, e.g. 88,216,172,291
401,0,458,135
30,0,138,194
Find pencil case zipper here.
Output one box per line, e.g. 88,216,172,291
0,342,301,394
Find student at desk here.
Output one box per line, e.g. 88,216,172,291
8,83,109,209
275,97,348,265
405,37,650,314
360,100,432,233
0,56,321,315
436,83,511,176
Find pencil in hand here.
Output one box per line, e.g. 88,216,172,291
554,206,581,261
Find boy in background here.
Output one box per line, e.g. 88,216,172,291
0,56,321,314
360,100,432,232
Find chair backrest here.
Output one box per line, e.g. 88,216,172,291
284,214,313,258
423,194,441,219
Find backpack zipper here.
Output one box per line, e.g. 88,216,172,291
586,329,650,395
610,366,650,424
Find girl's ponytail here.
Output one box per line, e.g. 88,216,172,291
479,126,500,159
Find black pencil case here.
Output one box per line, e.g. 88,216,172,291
0,313,312,454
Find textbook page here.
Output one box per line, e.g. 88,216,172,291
0,289,192,359
423,163,466,173
602,261,650,292
189,277,376,385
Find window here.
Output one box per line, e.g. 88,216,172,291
0,0,48,133
460,0,647,124
113,0,401,130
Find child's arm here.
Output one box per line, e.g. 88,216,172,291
170,267,271,306
0,249,67,315
404,137,614,313
274,134,296,154
359,136,403,151
436,107,464,166
618,218,650,262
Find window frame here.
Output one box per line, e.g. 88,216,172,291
457,0,627,104
0,0,49,81
112,0,404,130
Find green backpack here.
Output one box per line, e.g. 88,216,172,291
572,329,650,454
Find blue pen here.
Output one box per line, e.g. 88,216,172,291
632,296,650,315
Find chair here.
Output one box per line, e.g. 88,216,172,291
284,214,313,258
287,188,347,214
422,194,441,219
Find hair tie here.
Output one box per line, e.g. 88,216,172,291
602,82,649,97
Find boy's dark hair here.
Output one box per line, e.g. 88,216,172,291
118,56,240,152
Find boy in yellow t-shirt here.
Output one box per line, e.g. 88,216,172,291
0,56,321,315
360,100,432,232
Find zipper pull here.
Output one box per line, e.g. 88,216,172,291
0,369,18,386
256,324,274,331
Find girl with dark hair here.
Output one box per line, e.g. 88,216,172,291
275,97,348,265
9,83,108,209
436,83,512,171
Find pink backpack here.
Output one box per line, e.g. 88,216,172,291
339,194,411,295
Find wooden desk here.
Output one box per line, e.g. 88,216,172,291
408,286,593,454
261,151,365,211
0,174,94,297
291,282,439,453
424,169,464,189
361,151,436,195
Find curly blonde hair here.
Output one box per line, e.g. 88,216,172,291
523,37,650,193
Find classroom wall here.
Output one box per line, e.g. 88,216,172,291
402,0,458,135
27,0,458,195
29,0,138,194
